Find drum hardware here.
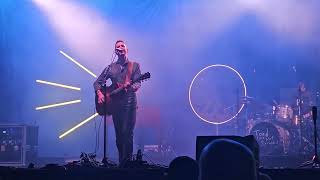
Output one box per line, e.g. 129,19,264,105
272,105,276,116
296,84,311,155
299,106,320,168
238,96,255,136
293,115,299,126
243,85,320,156
301,136,314,152
244,88,318,156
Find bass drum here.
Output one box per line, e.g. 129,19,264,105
249,121,290,155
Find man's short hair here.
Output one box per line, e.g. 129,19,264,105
115,40,125,47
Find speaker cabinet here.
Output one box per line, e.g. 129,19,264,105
0,124,38,166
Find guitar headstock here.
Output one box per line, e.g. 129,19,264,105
136,72,151,82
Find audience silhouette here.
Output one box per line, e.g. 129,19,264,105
168,156,199,180
199,139,257,180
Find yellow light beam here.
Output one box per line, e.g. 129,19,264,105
59,113,99,139
36,80,81,91
59,50,97,78
35,100,81,110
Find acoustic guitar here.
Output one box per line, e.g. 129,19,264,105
95,72,150,116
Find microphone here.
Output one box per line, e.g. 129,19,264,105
115,48,125,53
115,48,121,54
312,106,317,121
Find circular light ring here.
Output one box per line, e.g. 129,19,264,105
188,64,247,125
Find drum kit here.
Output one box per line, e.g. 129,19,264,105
244,84,319,156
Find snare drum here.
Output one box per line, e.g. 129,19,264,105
275,105,293,123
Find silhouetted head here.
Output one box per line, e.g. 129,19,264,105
199,139,257,180
168,156,199,180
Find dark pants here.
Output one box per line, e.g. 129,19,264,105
112,105,136,163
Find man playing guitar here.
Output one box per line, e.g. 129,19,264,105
94,40,142,164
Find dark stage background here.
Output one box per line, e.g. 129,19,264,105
1,0,320,163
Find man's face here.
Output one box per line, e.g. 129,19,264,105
115,41,128,56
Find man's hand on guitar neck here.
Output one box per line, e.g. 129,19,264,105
97,90,110,104
120,81,140,92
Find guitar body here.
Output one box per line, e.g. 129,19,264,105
95,72,151,116
95,86,115,116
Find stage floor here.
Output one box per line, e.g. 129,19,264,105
0,165,320,180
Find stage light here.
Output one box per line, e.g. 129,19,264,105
36,80,81,91
60,50,97,78
237,0,265,8
35,49,98,139
59,113,99,139
35,100,81,110
188,64,247,125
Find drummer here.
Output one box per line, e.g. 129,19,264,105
295,82,314,120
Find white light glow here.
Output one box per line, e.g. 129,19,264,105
237,0,266,9
60,50,97,78
188,64,247,125
36,80,81,91
32,0,120,64
35,100,81,110
59,113,99,139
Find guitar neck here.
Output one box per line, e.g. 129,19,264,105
110,86,125,96
108,72,149,96
110,81,137,96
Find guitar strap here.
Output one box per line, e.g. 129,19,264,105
124,61,133,85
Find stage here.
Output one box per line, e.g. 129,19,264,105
2,0,320,179
1,166,320,180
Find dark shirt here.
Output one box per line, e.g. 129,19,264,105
93,59,141,108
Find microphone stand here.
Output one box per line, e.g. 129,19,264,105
101,103,116,168
299,106,320,168
101,53,116,167
236,88,240,135
317,92,320,141
101,104,109,166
